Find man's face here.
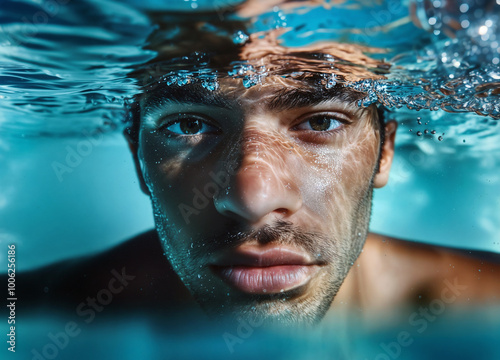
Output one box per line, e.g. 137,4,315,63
133,77,392,324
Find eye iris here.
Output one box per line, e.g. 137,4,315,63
309,117,332,131
180,119,202,134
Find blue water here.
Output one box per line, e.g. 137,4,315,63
14,309,500,360
1,0,500,359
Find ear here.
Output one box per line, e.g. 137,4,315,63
125,130,151,196
373,120,397,189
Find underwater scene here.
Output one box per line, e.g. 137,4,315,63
1,0,500,359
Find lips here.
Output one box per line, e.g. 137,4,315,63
210,247,322,294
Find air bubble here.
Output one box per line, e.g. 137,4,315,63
232,30,249,45
324,74,337,89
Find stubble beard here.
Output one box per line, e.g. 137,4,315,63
148,181,374,326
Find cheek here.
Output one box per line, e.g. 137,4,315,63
297,123,379,224
138,132,211,227
341,124,380,195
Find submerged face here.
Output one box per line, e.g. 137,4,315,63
130,77,394,324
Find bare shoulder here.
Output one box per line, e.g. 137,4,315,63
15,229,195,315
363,233,500,304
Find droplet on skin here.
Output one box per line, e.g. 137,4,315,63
417,131,422,136
438,136,443,141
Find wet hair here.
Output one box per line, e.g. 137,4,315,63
124,99,140,146
374,105,386,174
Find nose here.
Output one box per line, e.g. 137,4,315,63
214,129,302,224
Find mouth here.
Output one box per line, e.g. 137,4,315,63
209,246,323,295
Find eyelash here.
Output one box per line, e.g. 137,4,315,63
158,115,220,138
291,113,349,137
156,112,349,142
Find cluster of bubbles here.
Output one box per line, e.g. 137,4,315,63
160,68,220,91
227,61,267,88
409,117,443,140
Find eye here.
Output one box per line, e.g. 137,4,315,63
161,116,219,136
295,114,343,132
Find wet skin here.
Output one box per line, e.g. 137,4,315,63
129,78,397,324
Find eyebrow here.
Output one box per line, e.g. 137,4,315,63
142,82,365,115
143,83,233,113
266,87,365,112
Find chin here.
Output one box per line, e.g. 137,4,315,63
196,278,341,326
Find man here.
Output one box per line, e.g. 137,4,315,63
15,2,500,328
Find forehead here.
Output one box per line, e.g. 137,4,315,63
140,76,367,116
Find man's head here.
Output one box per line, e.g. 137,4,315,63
125,74,397,324
124,0,399,324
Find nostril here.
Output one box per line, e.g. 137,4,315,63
274,208,289,216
